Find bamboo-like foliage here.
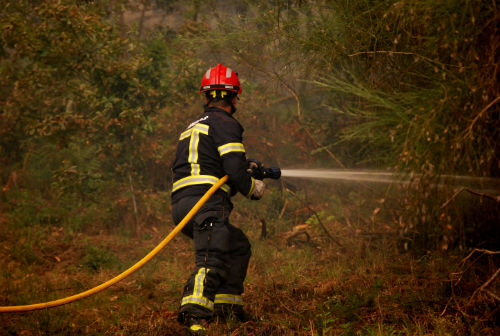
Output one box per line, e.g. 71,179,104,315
174,0,499,250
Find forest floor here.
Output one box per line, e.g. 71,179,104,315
0,183,498,336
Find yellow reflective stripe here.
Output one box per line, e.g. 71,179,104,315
190,325,207,332
187,125,209,175
246,177,256,198
173,175,231,194
193,123,209,133
175,122,234,195
179,123,210,174
189,129,201,175
181,296,214,311
214,294,243,305
181,123,209,140
181,268,214,311
179,128,192,140
194,267,208,297
218,142,245,156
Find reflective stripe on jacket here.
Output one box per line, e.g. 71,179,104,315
172,106,255,198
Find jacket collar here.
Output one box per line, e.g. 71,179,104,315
205,106,234,118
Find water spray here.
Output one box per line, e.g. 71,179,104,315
281,169,395,184
280,169,499,193
247,160,498,193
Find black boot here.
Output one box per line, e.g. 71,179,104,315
178,313,209,335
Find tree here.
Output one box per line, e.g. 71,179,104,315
0,0,183,229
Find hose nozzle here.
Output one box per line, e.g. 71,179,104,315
247,159,281,180
262,167,281,180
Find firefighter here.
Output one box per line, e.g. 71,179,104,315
171,64,265,335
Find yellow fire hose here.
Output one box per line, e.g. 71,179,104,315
0,175,229,313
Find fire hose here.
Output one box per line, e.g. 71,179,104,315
0,164,281,313
0,176,229,313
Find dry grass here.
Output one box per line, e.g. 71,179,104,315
1,183,498,335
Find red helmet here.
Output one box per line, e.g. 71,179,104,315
199,64,242,94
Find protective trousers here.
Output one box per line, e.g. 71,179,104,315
171,190,251,321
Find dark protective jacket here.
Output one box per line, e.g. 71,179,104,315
171,106,256,202
171,105,255,319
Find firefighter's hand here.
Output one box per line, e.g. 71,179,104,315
246,159,260,173
246,159,263,179
251,180,266,200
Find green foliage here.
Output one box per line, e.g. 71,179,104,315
11,241,41,266
321,280,383,326
304,0,500,177
0,0,185,232
82,243,119,272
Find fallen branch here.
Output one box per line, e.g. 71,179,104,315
285,188,343,247
311,210,342,247
286,230,311,246
445,248,500,318
469,267,500,303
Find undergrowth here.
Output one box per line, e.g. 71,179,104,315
1,182,498,335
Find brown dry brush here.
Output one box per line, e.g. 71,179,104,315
445,249,500,330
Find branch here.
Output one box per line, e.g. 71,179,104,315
279,199,288,219
277,73,302,121
286,230,311,246
484,289,500,302
311,210,342,247
441,188,466,209
464,188,500,202
441,187,500,209
461,248,500,265
468,249,500,256
302,128,346,168
270,69,345,167
469,267,500,303
285,188,343,247
466,96,500,138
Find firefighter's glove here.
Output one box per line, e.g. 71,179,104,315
251,179,266,200
247,159,264,180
